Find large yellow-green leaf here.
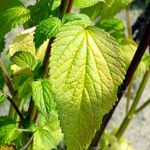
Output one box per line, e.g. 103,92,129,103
49,23,126,150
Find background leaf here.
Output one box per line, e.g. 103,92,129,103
0,116,23,147
120,39,150,78
32,80,53,120
50,24,125,150
0,0,30,52
28,0,61,24
73,0,105,8
12,68,34,98
81,0,132,20
0,67,5,90
10,51,36,69
34,17,62,51
96,18,125,43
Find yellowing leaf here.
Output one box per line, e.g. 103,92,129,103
49,23,126,150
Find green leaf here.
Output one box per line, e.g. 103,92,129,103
34,17,62,51
28,0,61,24
10,51,36,69
0,91,6,103
33,128,56,150
48,0,61,11
0,67,5,90
49,24,125,150
96,18,125,43
120,39,150,78
99,0,132,19
81,0,132,20
0,116,21,146
9,32,48,62
12,68,34,98
0,38,5,53
32,80,53,120
62,13,94,27
73,0,105,8
34,111,63,149
0,0,30,48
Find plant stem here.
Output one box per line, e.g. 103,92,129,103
66,0,74,13
125,6,133,114
135,98,150,114
0,59,15,95
42,37,54,77
3,92,24,120
125,6,132,38
60,0,69,17
126,80,133,113
116,69,150,139
88,22,150,150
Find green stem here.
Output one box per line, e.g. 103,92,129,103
126,80,133,113
125,6,132,38
60,0,69,18
116,69,150,140
135,98,150,114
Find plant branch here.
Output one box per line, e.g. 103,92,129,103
88,22,150,150
42,37,55,77
125,6,132,38
135,98,150,114
3,92,24,120
116,69,150,139
66,0,74,13
20,134,34,150
0,59,15,95
126,80,133,113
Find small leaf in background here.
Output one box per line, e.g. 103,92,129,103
34,17,62,51
73,0,105,8
80,1,104,20
33,128,55,150
12,68,34,98
37,107,63,149
120,39,150,78
0,38,5,53
0,67,5,90
0,116,23,147
62,13,94,27
96,18,125,43
81,0,132,20
50,24,126,150
0,91,6,103
10,51,36,69
0,0,30,52
8,32,48,62
99,0,132,19
32,80,53,120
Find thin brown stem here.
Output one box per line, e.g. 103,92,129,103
88,22,150,150
66,0,74,13
3,92,24,120
42,37,55,77
0,59,15,95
